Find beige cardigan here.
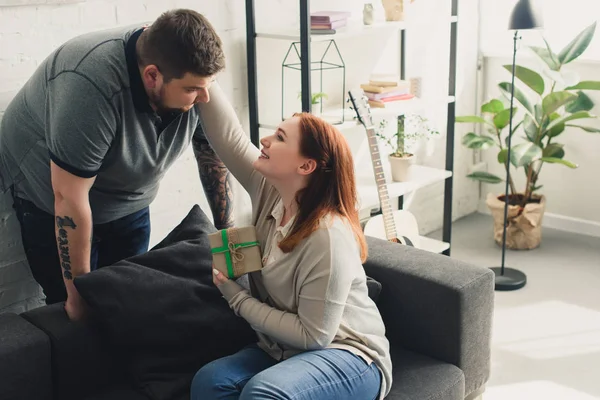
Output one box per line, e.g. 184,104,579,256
198,83,392,399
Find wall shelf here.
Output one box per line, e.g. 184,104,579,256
357,165,453,213
245,0,458,255
257,20,406,42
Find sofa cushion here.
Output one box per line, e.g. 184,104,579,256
0,313,53,400
366,276,382,302
83,386,152,400
22,303,124,400
386,345,465,400
73,205,256,400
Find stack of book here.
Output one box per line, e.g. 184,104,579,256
311,11,351,35
360,78,414,108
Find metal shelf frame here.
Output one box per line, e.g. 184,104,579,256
244,0,458,256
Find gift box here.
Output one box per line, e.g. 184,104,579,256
208,227,263,279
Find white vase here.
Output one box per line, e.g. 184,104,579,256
389,153,415,182
363,3,374,25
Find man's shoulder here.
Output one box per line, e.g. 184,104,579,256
48,26,139,97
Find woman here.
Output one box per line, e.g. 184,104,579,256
191,83,392,400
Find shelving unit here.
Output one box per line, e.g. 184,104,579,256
244,1,458,255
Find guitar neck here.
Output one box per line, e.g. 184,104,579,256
364,126,398,241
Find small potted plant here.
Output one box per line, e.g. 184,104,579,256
376,113,439,181
298,92,328,116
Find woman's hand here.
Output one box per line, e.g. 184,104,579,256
212,266,230,287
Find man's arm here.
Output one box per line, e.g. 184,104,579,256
192,134,235,230
50,161,96,320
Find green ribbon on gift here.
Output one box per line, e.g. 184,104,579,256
211,229,259,279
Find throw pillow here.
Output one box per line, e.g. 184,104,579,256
366,276,383,303
74,205,257,400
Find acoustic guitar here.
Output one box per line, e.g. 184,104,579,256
348,89,419,247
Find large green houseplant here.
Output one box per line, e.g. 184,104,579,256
457,22,600,249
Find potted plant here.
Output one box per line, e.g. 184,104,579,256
298,92,328,116
456,22,600,249
376,113,439,181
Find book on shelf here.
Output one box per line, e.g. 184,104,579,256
311,19,347,30
360,84,403,94
368,93,415,108
368,73,404,87
310,11,351,23
365,88,410,101
311,29,336,35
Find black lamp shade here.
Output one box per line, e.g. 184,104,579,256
509,0,543,30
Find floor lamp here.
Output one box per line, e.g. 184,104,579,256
491,0,543,291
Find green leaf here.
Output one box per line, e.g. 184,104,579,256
541,157,578,168
565,91,595,113
493,108,517,130
543,143,565,158
542,91,578,115
546,111,594,134
461,133,496,150
455,116,488,124
503,64,545,95
498,149,508,164
499,82,533,114
565,80,600,91
481,99,504,114
548,123,565,137
529,46,560,71
534,104,544,125
510,142,543,167
558,22,597,65
565,124,600,133
532,185,544,192
467,171,503,184
523,114,538,142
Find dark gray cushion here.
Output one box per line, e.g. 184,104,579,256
386,346,465,400
74,205,256,400
0,313,52,400
83,387,151,400
366,276,382,302
22,303,124,400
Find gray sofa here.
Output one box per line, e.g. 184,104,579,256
0,237,494,400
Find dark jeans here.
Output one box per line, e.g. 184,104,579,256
13,196,151,305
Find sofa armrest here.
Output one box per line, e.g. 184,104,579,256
364,236,494,398
21,303,126,400
0,312,53,400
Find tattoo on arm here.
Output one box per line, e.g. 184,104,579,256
193,136,235,229
56,216,77,280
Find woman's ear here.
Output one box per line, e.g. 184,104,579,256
298,159,317,175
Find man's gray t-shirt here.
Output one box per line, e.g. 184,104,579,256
0,26,204,224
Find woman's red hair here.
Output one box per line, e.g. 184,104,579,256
278,113,368,263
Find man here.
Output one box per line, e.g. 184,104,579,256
0,9,234,320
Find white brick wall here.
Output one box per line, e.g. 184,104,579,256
0,0,480,313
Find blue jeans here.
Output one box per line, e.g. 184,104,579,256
13,196,150,305
191,345,382,400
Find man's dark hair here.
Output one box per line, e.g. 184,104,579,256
137,9,225,81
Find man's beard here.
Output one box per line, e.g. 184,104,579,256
149,86,189,114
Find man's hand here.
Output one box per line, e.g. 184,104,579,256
64,287,89,321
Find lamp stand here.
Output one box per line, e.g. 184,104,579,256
490,30,527,291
